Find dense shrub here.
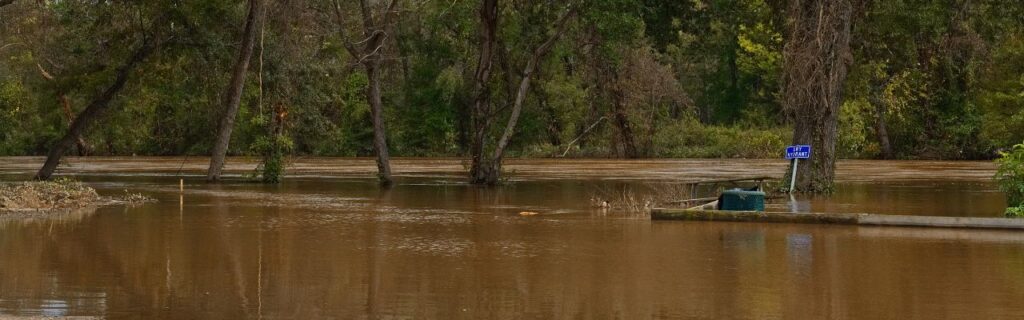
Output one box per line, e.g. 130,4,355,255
652,119,790,158
995,142,1024,217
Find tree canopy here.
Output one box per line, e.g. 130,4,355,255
2,0,1023,183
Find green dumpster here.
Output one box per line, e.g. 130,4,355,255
717,189,765,211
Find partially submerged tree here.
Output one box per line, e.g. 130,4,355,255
468,0,578,185
207,0,267,181
35,43,162,180
782,0,854,192
331,0,400,185
32,5,173,180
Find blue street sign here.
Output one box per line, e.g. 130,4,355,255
785,145,811,160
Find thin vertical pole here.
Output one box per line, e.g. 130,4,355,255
789,158,799,193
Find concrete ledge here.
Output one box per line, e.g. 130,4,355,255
651,209,1024,230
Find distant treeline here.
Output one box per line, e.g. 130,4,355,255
1,1,1022,166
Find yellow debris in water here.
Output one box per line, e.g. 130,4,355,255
519,211,539,216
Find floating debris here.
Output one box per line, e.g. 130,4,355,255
0,179,154,213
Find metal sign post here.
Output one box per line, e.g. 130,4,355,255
790,158,799,193
785,145,811,193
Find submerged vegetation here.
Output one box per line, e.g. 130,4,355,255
0,179,100,211
0,178,154,212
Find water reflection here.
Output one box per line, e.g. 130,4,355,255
0,197,1021,318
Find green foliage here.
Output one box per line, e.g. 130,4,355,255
995,143,1024,208
0,80,54,155
978,34,1024,150
252,133,292,184
1006,205,1024,218
836,99,874,158
1,0,1023,163
652,118,790,158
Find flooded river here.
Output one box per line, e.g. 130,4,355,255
0,157,1021,318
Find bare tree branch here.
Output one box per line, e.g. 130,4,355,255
331,0,362,59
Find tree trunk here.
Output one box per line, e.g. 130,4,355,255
870,80,893,159
471,4,576,185
58,95,90,156
332,0,399,184
207,0,265,182
39,63,90,156
365,60,393,185
468,0,499,184
576,25,603,150
537,86,562,146
610,75,638,158
34,42,158,180
783,0,854,193
357,0,398,185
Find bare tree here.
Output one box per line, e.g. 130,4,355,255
782,0,854,192
207,0,267,181
469,1,577,185
331,0,400,185
613,46,688,157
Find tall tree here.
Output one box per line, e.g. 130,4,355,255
331,0,400,185
782,0,854,192
207,0,267,181
34,32,164,180
467,0,499,184
468,0,577,185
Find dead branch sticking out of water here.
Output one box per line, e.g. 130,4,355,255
590,183,695,215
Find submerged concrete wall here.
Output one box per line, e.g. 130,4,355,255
651,209,1024,230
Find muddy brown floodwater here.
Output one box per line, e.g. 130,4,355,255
0,157,1021,319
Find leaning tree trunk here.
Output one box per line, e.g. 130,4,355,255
38,63,90,156
207,0,265,181
34,42,158,180
59,96,91,156
782,0,854,193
